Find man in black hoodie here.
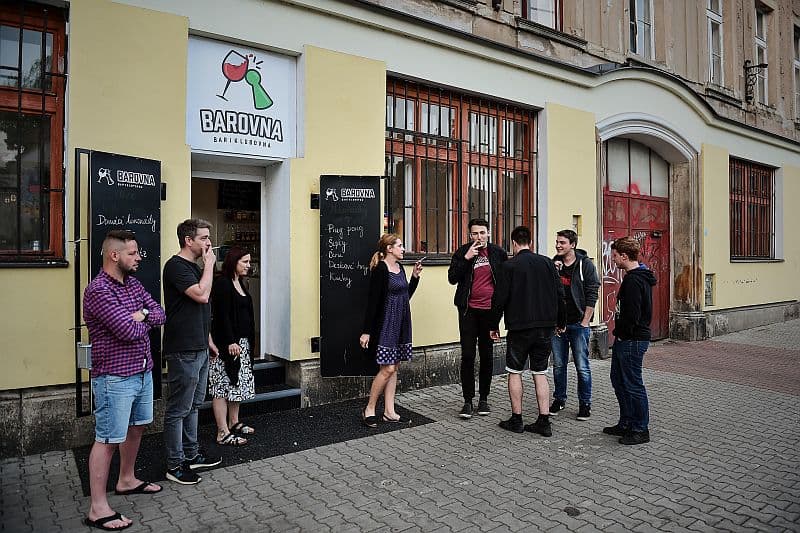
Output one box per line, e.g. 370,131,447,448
448,219,508,419
490,226,565,436
604,237,657,445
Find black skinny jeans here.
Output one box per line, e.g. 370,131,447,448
458,307,494,402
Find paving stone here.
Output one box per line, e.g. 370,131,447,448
4,320,800,532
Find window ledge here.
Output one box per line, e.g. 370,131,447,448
0,258,69,268
438,0,478,11
402,254,451,267
704,84,742,107
730,258,783,263
515,17,588,51
625,52,663,70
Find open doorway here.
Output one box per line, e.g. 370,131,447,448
191,176,263,358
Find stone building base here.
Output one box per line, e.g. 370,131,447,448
289,326,611,407
670,300,799,341
0,385,167,459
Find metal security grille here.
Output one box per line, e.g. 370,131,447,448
0,1,67,262
384,78,537,256
729,158,774,259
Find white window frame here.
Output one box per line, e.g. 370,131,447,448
755,8,768,105
707,1,724,85
528,0,560,30
630,0,655,59
793,26,800,119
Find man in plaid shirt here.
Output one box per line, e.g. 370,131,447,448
82,230,165,531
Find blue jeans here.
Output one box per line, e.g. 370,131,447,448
610,340,650,432
164,350,209,470
552,324,592,405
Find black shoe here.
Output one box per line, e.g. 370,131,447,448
576,404,591,421
476,399,490,416
166,461,201,485
549,400,565,415
459,401,474,419
602,424,629,436
186,450,222,471
498,415,524,433
619,430,650,445
524,418,552,437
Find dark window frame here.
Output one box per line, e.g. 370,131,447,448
729,158,774,260
0,1,67,264
385,78,537,257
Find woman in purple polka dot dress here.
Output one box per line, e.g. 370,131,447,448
359,234,423,428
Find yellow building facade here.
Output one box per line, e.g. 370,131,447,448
0,0,797,455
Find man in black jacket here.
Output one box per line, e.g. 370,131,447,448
490,226,566,436
550,229,600,421
604,236,657,446
448,218,508,419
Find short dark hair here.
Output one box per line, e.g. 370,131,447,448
510,226,531,246
611,236,640,261
468,218,489,231
177,218,212,248
220,247,250,280
556,229,578,246
101,229,136,256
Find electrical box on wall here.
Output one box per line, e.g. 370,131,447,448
572,215,582,235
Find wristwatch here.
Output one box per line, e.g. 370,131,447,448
141,308,150,320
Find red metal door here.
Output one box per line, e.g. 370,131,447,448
602,193,670,341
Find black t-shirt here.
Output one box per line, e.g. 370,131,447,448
162,255,211,354
559,261,583,324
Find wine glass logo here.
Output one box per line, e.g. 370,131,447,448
217,50,274,110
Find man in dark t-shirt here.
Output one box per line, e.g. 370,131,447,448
448,218,507,419
162,219,221,485
550,229,600,422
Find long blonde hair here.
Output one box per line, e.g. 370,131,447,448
369,233,400,270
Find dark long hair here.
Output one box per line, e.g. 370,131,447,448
220,247,250,280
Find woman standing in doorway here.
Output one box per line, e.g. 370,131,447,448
359,234,423,427
209,247,256,445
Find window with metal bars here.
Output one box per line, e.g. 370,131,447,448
729,158,774,260
0,1,66,264
384,78,537,256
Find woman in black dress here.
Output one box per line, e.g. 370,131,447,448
359,234,423,427
209,247,256,445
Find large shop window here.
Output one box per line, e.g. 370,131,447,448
0,2,66,264
729,158,774,260
385,79,536,255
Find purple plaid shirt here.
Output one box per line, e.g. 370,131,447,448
83,270,166,378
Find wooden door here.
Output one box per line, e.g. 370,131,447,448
602,139,670,341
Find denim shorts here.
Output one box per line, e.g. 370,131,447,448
92,371,153,444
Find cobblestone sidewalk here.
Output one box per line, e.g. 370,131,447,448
2,320,799,532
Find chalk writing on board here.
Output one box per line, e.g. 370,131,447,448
324,223,370,289
96,213,158,232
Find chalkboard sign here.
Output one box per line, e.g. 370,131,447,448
320,175,381,377
218,180,260,210
89,151,162,391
